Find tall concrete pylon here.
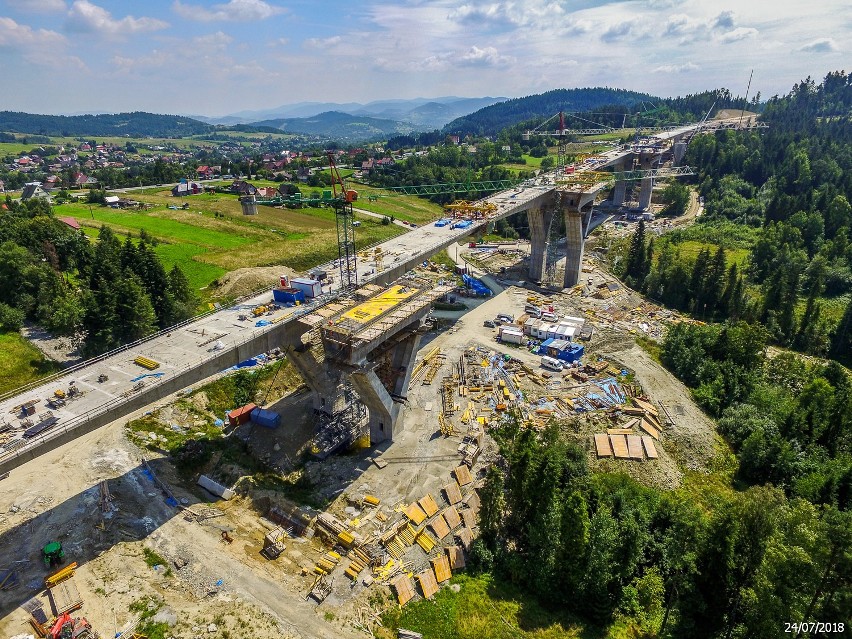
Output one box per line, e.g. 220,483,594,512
559,190,597,288
350,331,422,443
638,177,654,211
528,206,556,282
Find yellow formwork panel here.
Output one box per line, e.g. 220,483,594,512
340,285,417,323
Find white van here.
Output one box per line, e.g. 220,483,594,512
541,356,563,371
541,311,557,322
524,304,541,318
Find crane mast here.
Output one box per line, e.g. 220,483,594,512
327,151,359,290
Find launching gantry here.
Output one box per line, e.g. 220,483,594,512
443,200,498,220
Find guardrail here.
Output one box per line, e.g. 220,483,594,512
0,281,292,405
0,289,350,467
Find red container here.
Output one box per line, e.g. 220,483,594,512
228,403,257,427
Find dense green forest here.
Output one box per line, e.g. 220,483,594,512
620,71,852,359
0,197,195,356
0,111,214,138
442,87,748,137
448,73,852,638
472,416,850,637
443,87,659,136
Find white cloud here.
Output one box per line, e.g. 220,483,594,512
652,62,699,73
601,20,635,42
4,0,66,12
303,35,342,50
66,1,168,35
173,0,284,23
456,45,513,67
798,38,839,53
712,10,735,30
0,15,65,47
0,15,87,69
718,27,758,43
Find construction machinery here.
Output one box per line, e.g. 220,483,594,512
47,611,93,639
327,151,359,289
42,542,65,569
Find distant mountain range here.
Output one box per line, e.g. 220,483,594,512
197,96,507,130
251,111,417,141
443,87,661,136
1,88,696,143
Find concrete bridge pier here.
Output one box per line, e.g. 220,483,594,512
638,177,654,211
352,330,422,443
284,345,349,414
560,191,597,288
350,368,401,444
612,180,627,206
673,141,687,165
528,207,556,282
387,331,422,397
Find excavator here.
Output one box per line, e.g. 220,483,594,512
47,612,93,639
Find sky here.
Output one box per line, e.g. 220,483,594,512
0,0,847,116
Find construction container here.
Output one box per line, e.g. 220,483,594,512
290,277,322,298
498,327,525,345
250,407,281,429
228,403,257,427
272,287,305,304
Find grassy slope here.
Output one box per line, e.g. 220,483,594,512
382,573,595,639
0,332,62,394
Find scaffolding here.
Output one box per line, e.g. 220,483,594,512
310,386,368,459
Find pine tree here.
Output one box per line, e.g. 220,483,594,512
705,247,727,317
624,219,646,286
690,248,711,318
831,296,852,359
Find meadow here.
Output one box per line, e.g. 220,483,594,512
56,190,406,289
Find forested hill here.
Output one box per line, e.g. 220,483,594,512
443,87,659,136
0,111,213,137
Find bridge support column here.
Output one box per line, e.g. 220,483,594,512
388,332,422,397
612,181,627,206
564,209,585,288
284,346,347,415
639,177,653,211
350,368,403,444
528,207,555,282
673,142,687,165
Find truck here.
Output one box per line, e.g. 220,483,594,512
290,277,323,299
541,356,564,372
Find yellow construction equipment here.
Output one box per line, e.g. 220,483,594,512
252,305,267,317
133,356,160,370
444,200,498,220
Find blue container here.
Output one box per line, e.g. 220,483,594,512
273,287,306,304
250,407,281,429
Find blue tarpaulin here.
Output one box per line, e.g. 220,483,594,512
462,274,492,296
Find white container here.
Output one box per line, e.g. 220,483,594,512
290,277,322,298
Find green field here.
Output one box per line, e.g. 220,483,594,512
349,183,445,224
55,203,253,249
58,190,406,287
675,240,750,269
0,332,62,395
382,573,593,639
0,142,45,155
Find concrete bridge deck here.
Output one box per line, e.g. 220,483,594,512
0,117,756,474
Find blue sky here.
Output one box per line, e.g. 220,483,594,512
0,0,847,116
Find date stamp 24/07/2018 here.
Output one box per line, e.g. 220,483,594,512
784,622,845,634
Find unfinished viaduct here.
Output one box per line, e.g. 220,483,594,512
0,118,763,476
